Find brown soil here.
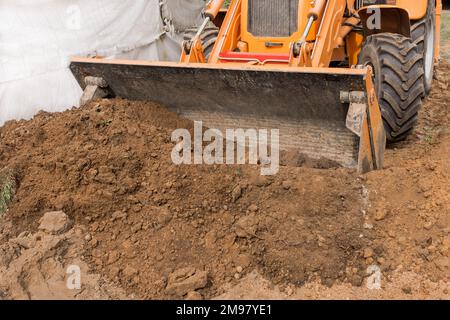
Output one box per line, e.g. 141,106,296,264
0,61,449,300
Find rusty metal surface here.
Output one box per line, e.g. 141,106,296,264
70,59,371,169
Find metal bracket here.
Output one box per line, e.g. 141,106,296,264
341,91,367,137
80,77,109,106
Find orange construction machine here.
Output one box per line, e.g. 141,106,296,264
70,0,442,173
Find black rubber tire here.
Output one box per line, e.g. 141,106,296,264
411,0,436,95
358,33,425,142
183,23,219,61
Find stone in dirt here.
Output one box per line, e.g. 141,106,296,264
123,266,139,278
363,247,374,258
231,185,242,202
9,235,35,249
434,257,450,271
165,267,208,296
235,214,258,238
374,208,388,221
442,236,450,248
154,207,173,229
282,180,292,190
402,286,412,294
38,211,71,234
185,291,203,300
95,166,116,184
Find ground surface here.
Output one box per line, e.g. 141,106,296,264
441,10,450,59
0,28,449,300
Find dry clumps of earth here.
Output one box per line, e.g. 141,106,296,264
0,61,449,300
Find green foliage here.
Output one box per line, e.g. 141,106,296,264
0,168,16,216
99,119,113,128
205,0,230,8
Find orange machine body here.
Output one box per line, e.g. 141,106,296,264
184,0,442,67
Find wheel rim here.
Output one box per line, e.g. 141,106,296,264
424,23,435,83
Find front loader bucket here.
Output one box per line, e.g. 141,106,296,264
70,58,385,173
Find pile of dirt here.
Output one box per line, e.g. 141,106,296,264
0,211,127,299
0,61,448,300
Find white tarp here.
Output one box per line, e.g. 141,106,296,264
0,0,203,126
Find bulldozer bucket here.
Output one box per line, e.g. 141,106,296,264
70,58,385,173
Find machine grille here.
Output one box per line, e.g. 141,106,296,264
247,0,299,37
355,0,364,10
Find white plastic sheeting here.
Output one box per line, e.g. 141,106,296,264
0,0,203,126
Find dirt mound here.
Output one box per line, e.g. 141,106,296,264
0,211,126,299
0,61,449,300
0,99,373,298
